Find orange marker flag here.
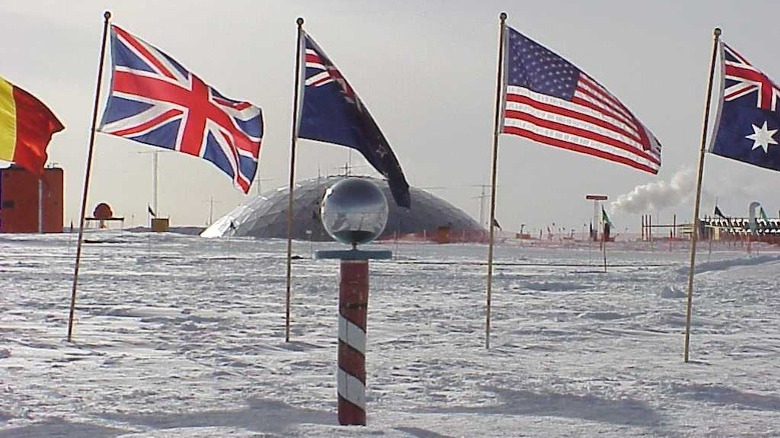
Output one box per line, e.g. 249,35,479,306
0,76,64,175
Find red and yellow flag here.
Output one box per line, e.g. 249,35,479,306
0,76,64,176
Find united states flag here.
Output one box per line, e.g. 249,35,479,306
99,25,263,193
502,27,661,174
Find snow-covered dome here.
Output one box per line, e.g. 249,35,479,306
201,176,484,241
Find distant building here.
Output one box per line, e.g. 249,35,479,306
702,216,780,244
0,166,63,233
202,176,486,243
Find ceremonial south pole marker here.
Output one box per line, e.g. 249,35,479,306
316,178,391,426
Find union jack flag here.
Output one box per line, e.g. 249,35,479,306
722,43,780,111
710,42,780,173
305,45,358,105
298,32,410,208
99,25,263,193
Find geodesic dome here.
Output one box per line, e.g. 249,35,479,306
201,176,484,241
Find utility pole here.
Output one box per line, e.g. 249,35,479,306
475,184,490,227
153,150,159,216
204,197,221,226
138,150,162,219
478,185,485,226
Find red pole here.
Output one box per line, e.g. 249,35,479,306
338,260,369,425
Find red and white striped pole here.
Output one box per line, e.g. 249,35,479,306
337,259,369,425
317,249,389,425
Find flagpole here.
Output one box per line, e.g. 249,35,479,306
285,17,305,343
485,12,507,350
602,223,607,273
601,208,609,272
684,27,721,362
67,11,112,342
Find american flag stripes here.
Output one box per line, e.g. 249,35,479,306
502,27,662,174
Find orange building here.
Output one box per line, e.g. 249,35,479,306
0,166,63,233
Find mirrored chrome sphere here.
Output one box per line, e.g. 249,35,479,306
321,178,388,246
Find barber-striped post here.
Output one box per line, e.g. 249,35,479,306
338,259,369,425
316,247,390,425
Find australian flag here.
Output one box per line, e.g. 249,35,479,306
99,25,264,193
709,43,780,173
298,32,410,208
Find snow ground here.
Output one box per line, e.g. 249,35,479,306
1,233,778,437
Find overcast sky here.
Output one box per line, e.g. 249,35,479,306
1,0,778,235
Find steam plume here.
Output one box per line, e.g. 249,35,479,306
611,168,696,213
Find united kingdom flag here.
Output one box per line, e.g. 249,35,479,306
710,42,780,173
99,25,263,193
722,44,780,111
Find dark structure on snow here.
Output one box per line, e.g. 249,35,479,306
201,176,485,242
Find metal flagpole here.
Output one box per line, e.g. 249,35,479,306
601,207,608,272
684,27,721,362
485,12,507,350
285,17,305,343
67,11,112,342
602,221,608,273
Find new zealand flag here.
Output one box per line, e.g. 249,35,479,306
298,32,410,208
710,43,780,172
